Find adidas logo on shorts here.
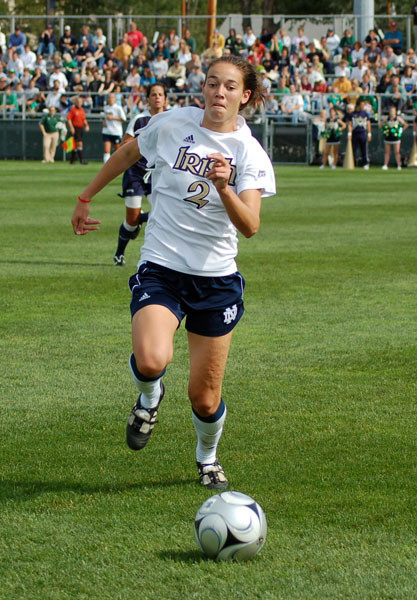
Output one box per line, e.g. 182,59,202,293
183,134,195,144
139,292,151,301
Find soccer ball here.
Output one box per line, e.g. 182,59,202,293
194,491,267,561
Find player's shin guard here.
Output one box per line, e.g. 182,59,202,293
129,353,166,409
115,222,140,257
192,399,226,465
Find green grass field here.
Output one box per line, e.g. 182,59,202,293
1,162,416,599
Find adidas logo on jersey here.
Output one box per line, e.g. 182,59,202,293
139,292,151,301
183,134,195,144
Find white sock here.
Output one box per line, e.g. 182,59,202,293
129,353,165,409
103,153,110,163
192,400,226,464
123,220,138,232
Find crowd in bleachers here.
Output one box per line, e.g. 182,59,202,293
0,19,417,122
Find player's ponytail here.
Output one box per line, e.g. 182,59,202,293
206,56,265,111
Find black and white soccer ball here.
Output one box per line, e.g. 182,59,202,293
194,491,267,561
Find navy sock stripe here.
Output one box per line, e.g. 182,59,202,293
129,353,166,382
192,398,226,423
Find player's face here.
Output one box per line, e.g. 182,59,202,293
148,86,166,114
202,62,251,132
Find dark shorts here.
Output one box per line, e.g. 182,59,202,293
73,127,83,143
129,261,245,337
102,133,122,144
122,165,151,197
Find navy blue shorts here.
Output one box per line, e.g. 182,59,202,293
122,165,151,197
102,133,122,144
129,261,245,337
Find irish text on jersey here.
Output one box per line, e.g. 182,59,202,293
173,146,237,186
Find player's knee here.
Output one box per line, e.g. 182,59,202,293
135,348,172,378
188,387,220,417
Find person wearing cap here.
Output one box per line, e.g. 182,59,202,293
8,25,26,57
166,57,186,89
232,33,246,57
383,20,403,55
326,27,340,57
37,24,56,57
60,25,77,56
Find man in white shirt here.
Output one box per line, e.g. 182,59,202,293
45,80,62,109
242,26,257,49
281,83,304,123
279,28,291,50
151,53,169,81
350,58,368,82
335,59,351,78
7,51,24,77
21,44,36,71
292,26,308,52
49,65,68,92
382,45,403,69
326,27,340,57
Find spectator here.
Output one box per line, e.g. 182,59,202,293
404,47,417,67
127,22,143,50
259,69,271,94
364,39,381,67
60,25,77,56
383,20,403,55
176,39,192,65
153,38,170,61
346,78,363,105
0,25,6,57
262,50,279,81
126,64,141,89
326,27,340,57
93,27,107,48
382,45,403,69
151,52,169,82
210,29,225,51
49,65,68,92
166,28,180,58
291,26,308,52
69,72,86,93
278,28,291,50
265,92,279,114
334,58,351,78
37,24,56,57
3,84,19,117
185,52,202,74
32,66,48,91
340,28,355,52
202,40,223,62
75,37,95,67
186,63,205,93
62,52,78,80
45,79,62,109
25,79,44,113
242,26,257,50
401,65,416,94
20,43,36,71
386,74,407,113
114,33,133,72
184,28,197,53
351,41,365,65
351,58,368,82
20,67,32,88
364,29,381,48
78,25,95,50
7,51,24,77
140,66,156,87
8,25,26,56
87,68,103,108
98,69,116,99
225,28,237,53
333,73,352,101
280,82,304,122
39,105,61,162
232,33,246,57
248,38,266,64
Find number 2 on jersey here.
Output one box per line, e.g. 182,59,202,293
183,181,210,209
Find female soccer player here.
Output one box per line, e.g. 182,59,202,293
102,92,126,163
319,106,346,169
380,105,408,170
113,83,167,266
71,56,276,490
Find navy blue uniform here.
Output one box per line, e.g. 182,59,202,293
348,110,370,166
122,115,152,198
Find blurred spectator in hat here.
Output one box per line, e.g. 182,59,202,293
37,23,56,57
6,68,19,86
166,57,186,89
184,28,197,53
8,25,26,56
127,22,143,50
326,27,340,57
60,26,77,56
186,63,205,93
151,52,169,82
232,33,246,57
114,33,132,71
384,20,403,55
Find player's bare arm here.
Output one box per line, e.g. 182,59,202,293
206,152,261,238
71,139,141,236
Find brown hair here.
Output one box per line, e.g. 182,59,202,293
206,55,265,110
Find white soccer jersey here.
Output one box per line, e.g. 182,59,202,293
102,104,126,137
136,106,276,276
